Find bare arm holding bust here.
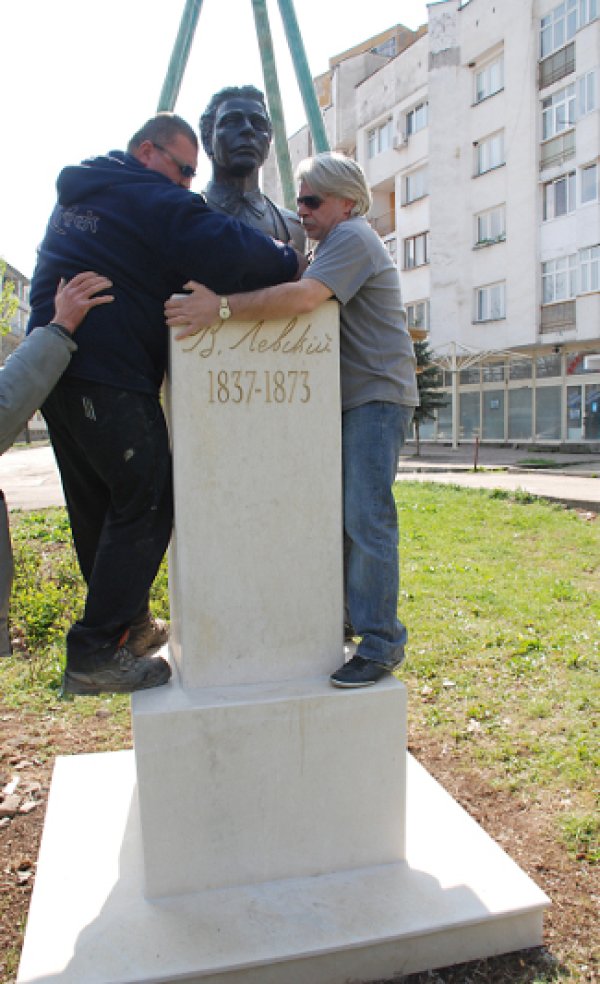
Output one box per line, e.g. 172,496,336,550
165,278,332,340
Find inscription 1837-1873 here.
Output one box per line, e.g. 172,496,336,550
182,317,332,407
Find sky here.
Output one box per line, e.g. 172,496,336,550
1,0,429,279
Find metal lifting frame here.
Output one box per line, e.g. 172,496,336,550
156,0,329,210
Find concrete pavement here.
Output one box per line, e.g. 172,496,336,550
1,440,599,513
397,444,600,512
0,444,65,511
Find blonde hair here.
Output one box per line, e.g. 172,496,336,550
295,153,372,216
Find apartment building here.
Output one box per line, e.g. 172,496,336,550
0,260,30,362
266,0,599,446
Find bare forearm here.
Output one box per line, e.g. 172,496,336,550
229,282,320,320
165,277,332,340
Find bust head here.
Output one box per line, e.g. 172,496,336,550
200,86,272,181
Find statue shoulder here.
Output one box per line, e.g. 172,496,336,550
274,203,306,253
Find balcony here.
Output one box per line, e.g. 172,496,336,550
539,43,575,89
540,130,575,171
539,300,576,334
369,211,396,238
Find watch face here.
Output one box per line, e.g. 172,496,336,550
220,299,231,320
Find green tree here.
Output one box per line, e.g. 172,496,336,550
0,260,19,337
413,339,447,455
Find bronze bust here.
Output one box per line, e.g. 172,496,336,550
200,85,305,253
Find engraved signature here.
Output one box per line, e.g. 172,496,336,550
183,318,332,358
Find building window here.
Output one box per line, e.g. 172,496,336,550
542,254,577,302
581,162,598,202
404,167,428,204
543,171,576,218
540,0,578,58
483,361,507,382
578,69,597,115
579,245,600,293
384,234,398,265
508,387,533,440
475,55,504,102
536,386,562,440
475,131,504,175
475,205,506,244
579,0,598,26
542,83,576,140
537,354,562,377
406,300,430,331
367,119,393,158
403,232,429,269
475,282,506,321
406,101,428,137
372,37,397,57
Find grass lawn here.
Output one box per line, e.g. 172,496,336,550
1,482,598,983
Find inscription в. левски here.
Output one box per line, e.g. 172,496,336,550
182,317,333,406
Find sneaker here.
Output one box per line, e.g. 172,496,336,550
330,655,389,689
127,615,169,657
63,646,171,696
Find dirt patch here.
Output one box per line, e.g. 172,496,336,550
1,712,597,983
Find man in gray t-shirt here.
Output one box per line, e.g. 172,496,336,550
166,152,418,689
303,213,417,413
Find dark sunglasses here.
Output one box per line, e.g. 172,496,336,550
152,142,197,179
297,194,324,210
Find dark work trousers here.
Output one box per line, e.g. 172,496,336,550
42,379,173,671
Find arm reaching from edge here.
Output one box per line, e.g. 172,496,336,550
0,272,114,454
53,271,114,334
165,277,332,341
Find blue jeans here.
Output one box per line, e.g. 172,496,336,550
342,401,414,669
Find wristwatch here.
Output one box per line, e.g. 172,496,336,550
219,297,232,320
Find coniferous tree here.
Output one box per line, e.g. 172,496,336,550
413,339,447,455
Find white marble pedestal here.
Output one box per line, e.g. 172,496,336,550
16,718,548,984
133,674,407,898
17,308,549,982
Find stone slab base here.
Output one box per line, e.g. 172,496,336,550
17,748,548,984
132,674,407,896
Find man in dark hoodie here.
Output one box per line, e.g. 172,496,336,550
28,112,304,697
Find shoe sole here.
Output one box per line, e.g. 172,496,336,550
330,676,379,688
62,664,171,696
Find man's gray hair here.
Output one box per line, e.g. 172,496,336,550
295,153,372,216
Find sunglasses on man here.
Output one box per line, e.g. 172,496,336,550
297,195,324,210
152,142,197,180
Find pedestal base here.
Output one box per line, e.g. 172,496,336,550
17,747,548,984
132,671,407,896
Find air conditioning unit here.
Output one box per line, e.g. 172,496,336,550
393,133,409,150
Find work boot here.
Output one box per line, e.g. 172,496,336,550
63,646,171,696
127,614,169,657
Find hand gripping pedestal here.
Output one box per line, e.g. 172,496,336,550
18,304,548,984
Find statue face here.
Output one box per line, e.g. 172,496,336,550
211,97,271,177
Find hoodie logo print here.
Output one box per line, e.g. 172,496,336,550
51,207,100,236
